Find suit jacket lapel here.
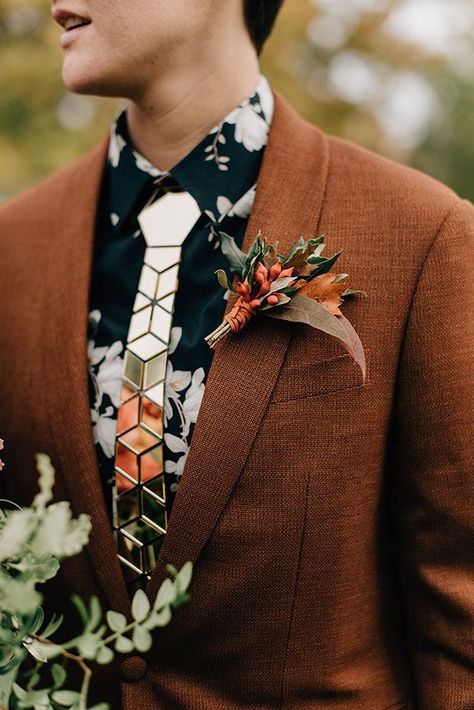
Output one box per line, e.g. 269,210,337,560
43,137,131,615
147,92,330,600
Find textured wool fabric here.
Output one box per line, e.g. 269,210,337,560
0,91,473,709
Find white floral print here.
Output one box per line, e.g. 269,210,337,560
163,327,206,484
226,101,270,152
108,124,126,168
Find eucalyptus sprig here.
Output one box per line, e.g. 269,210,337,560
0,453,193,710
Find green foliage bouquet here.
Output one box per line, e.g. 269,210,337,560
0,448,192,710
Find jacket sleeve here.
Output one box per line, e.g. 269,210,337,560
390,198,474,708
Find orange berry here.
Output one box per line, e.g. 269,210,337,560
269,262,282,280
267,294,279,305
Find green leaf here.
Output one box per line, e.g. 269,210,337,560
51,663,66,688
88,704,110,710
131,589,150,623
0,509,37,562
86,596,102,632
0,575,42,615
32,454,55,513
106,611,127,633
28,642,62,660
218,232,246,274
174,562,193,595
341,288,367,298
30,503,91,559
154,579,175,610
51,689,80,707
41,613,64,639
153,606,172,628
114,635,134,654
13,682,27,699
164,564,178,578
71,594,88,627
307,249,343,275
266,294,366,380
132,626,152,653
24,638,49,663
96,645,114,665
76,633,99,660
29,608,45,635
214,269,231,292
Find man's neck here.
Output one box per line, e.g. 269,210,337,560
125,45,260,173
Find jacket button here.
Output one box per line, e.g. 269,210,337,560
120,655,147,683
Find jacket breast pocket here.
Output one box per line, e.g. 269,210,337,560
270,349,370,403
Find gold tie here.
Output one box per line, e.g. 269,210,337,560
112,179,201,587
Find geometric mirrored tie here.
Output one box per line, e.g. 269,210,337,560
112,180,201,588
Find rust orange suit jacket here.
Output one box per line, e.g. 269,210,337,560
0,92,473,710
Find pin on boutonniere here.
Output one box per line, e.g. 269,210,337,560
205,231,368,381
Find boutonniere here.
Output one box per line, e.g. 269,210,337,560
205,231,367,380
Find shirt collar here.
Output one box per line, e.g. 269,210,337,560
107,74,274,232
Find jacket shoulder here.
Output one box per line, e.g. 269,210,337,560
324,132,463,232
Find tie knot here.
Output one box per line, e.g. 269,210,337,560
153,175,183,194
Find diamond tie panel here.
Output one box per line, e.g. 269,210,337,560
112,189,201,587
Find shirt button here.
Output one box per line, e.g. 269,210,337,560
120,655,147,683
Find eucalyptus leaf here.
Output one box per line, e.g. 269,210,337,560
152,605,172,628
51,689,80,707
17,687,50,708
23,638,48,663
218,232,246,274
76,633,99,660
41,613,64,639
28,607,45,636
106,611,127,633
132,626,152,654
51,663,66,688
174,561,193,595
154,578,175,610
95,645,114,665
71,594,88,627
86,596,102,633
131,589,150,624
28,642,62,660
114,635,134,654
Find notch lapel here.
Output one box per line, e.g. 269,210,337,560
147,92,330,600
43,138,131,615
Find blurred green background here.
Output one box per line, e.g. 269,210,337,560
1,0,473,201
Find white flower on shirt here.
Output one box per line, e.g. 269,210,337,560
108,127,126,168
91,406,117,459
132,150,166,178
216,185,257,221
226,102,270,152
88,339,124,409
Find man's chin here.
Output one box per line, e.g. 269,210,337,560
61,63,122,98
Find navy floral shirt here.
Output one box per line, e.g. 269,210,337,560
88,74,274,519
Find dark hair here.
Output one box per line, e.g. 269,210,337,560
243,0,285,54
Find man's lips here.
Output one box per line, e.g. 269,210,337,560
51,8,92,31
